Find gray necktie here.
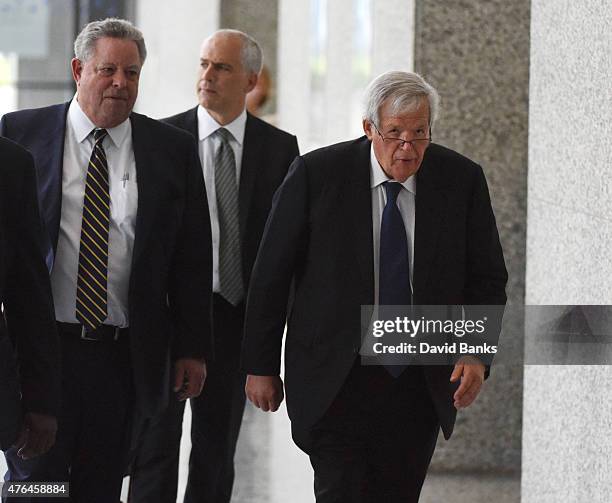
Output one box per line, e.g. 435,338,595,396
215,127,244,305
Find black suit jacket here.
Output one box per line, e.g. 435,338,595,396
242,136,507,447
163,108,299,296
0,103,213,418
0,137,59,450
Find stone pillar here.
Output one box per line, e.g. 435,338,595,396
220,0,278,115
522,1,612,501
414,0,530,479
135,0,220,118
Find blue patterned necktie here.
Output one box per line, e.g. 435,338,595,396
379,181,412,306
379,181,412,377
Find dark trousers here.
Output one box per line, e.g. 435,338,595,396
308,362,439,503
129,295,246,503
3,324,132,503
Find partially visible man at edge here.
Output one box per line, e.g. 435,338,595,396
129,29,299,503
241,71,507,502
0,137,59,462
1,18,212,503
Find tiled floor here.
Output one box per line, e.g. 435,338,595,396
3,404,519,503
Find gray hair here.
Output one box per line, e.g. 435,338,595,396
208,29,263,74
74,18,147,64
363,71,440,129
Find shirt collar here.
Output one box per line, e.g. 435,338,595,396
68,95,131,148
197,105,247,146
369,143,416,195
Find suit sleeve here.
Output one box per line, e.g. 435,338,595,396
241,155,309,376
168,136,213,361
462,165,507,376
3,148,60,416
464,165,508,305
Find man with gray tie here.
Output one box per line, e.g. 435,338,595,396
1,18,212,502
129,29,299,503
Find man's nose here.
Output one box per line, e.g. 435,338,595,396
112,72,127,88
399,139,416,151
202,65,215,81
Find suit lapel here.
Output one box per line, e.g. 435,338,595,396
183,107,199,139
130,113,158,266
238,113,260,245
413,146,448,301
347,138,375,306
40,103,69,264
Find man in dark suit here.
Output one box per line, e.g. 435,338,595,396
242,71,508,502
1,19,212,503
0,138,59,460
129,29,299,503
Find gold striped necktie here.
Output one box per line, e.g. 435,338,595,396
76,128,109,330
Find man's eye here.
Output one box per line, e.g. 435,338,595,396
99,67,114,75
200,62,208,68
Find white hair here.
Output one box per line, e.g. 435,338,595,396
74,18,147,63
208,29,263,74
363,71,440,129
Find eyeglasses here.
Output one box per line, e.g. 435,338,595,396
372,124,432,149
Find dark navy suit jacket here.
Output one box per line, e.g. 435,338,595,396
1,103,213,419
0,137,58,450
241,137,508,448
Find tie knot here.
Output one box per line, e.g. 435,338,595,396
216,127,233,144
93,128,108,143
383,181,402,203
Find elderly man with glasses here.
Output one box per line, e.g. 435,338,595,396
241,71,508,502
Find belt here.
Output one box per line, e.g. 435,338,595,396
57,322,129,342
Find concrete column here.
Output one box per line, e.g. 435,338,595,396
523,1,612,501
371,0,414,76
414,0,530,483
220,0,278,115
277,0,312,146
323,0,355,144
135,0,220,118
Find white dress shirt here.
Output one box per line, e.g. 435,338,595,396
50,97,138,327
370,144,416,304
197,106,247,293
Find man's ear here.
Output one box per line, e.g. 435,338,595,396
245,72,258,94
70,58,83,86
363,119,374,140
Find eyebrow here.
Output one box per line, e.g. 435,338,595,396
200,58,233,69
96,62,141,70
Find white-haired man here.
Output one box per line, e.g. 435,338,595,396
129,29,298,503
241,71,507,502
1,18,212,502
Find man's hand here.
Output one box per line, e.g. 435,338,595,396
450,356,486,409
174,358,207,401
245,375,284,412
13,412,57,460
